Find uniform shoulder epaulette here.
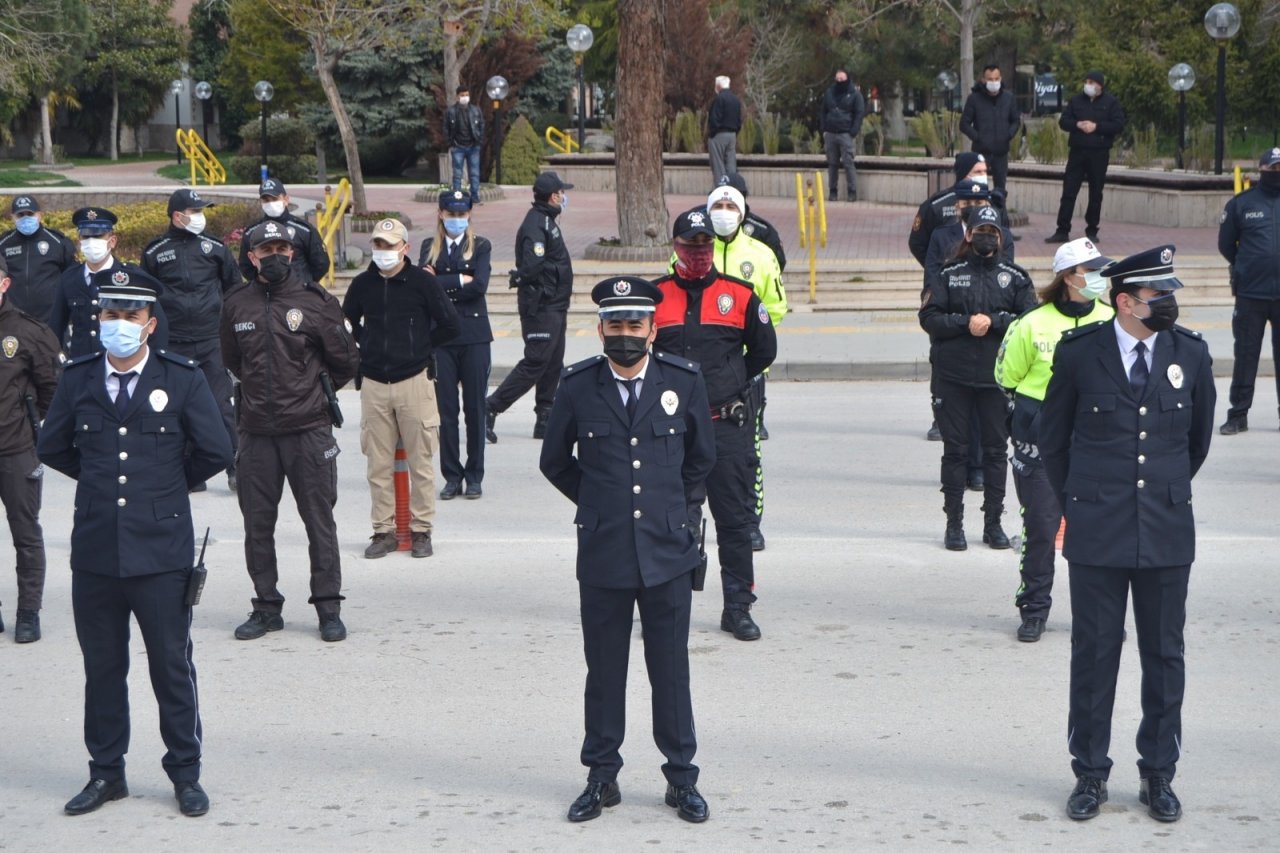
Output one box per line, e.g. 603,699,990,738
720,273,756,292
302,280,336,300
1059,320,1107,343
156,349,200,369
40,225,71,241
939,259,967,275
561,354,605,378
1171,324,1206,342
653,349,700,373
931,189,957,207
996,260,1032,279
143,235,172,255
199,234,227,247
472,235,492,252
64,351,104,369
284,216,313,235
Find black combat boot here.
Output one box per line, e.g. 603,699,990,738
982,503,1011,549
944,496,966,551
532,407,551,440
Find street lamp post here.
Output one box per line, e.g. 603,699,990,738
486,75,509,185
194,80,213,146
254,80,275,183
1205,3,1241,175
566,23,594,152
170,78,183,165
936,70,959,156
1168,63,1196,170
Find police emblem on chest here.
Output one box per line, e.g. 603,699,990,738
1167,364,1184,389
149,389,169,412
286,308,303,332
997,272,1012,288
661,389,679,415
717,293,734,315
37,241,49,256
1,336,18,358
740,261,754,279
743,223,755,236
201,240,213,254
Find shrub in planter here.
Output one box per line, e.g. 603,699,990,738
237,115,316,157
226,155,319,184
497,115,544,186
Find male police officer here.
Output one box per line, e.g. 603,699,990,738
0,256,61,643
721,173,786,271
1040,245,1215,823
1217,147,1280,435
143,189,241,492
37,269,233,818
343,218,458,558
908,151,990,268
0,194,77,321
237,178,330,283
49,208,172,360
540,276,716,824
221,221,359,642
486,171,574,442
654,210,777,640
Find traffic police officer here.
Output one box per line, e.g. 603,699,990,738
418,190,493,499
143,188,241,491
0,194,77,321
653,209,777,641
237,178,331,283
37,268,233,818
1039,245,1215,823
720,173,786,271
1217,147,1280,435
540,276,716,824
221,221,359,643
48,208,172,359
486,171,574,442
0,256,61,643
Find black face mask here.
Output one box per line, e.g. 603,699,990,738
1135,293,1179,332
970,232,1000,256
1259,171,1280,190
602,334,649,368
257,253,290,284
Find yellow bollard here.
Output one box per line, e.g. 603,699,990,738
795,171,807,248
807,180,818,304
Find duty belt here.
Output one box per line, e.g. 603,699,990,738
710,399,747,426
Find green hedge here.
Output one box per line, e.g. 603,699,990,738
495,115,543,186
236,115,315,157
226,155,319,185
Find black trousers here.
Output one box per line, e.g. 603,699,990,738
1056,147,1111,234
0,448,45,610
579,575,698,787
1227,295,1280,419
984,151,1010,193
489,308,566,414
72,568,201,784
688,418,756,605
236,428,343,616
1012,459,1061,619
1068,563,1189,781
172,337,237,471
932,377,1008,506
435,342,491,485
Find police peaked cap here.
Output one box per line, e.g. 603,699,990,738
592,276,663,320
1103,245,1183,296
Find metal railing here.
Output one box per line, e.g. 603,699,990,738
1234,165,1252,194
174,129,226,187
545,126,580,155
795,171,828,303
315,179,351,288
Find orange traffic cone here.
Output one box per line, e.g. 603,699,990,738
394,439,412,551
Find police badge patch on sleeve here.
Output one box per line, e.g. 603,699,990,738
533,242,545,257
758,303,769,324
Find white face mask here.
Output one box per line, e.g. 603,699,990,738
372,250,403,271
985,80,1001,94
458,96,470,106
709,209,741,237
183,212,207,235
81,238,111,264
1084,83,1100,98
970,174,989,186
262,200,286,218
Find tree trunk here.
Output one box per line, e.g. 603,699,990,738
39,94,54,165
314,48,368,214
443,25,460,106
615,0,667,247
884,81,908,141
958,0,980,99
110,74,119,162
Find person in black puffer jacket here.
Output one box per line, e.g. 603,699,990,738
960,65,1022,192
1047,70,1127,244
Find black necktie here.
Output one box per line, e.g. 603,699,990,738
620,378,639,421
112,371,134,414
447,240,458,264
1129,341,1149,395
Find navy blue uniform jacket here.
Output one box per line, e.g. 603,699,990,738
37,348,234,577
539,350,716,589
1039,321,1215,569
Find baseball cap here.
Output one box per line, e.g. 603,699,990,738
245,220,294,249
10,196,39,215
168,188,215,215
1053,238,1113,274
370,218,409,246
533,171,573,196
673,208,715,240
1259,147,1280,168
259,178,287,197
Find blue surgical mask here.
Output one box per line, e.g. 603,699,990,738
443,218,469,238
16,216,39,236
1080,271,1107,300
558,192,568,210
99,318,147,358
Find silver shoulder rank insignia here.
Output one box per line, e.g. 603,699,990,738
1167,363,1184,389
717,293,734,315
1,336,18,358
740,261,754,279
149,389,168,412
661,389,679,415
201,240,213,254
286,308,303,332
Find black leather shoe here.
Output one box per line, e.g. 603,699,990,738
567,780,621,822
1085,229,1099,243
411,532,433,558
759,423,769,440
982,522,1011,549
926,422,942,441
227,471,237,492
485,401,499,444
721,607,761,641
439,481,461,500
174,781,209,817
1045,231,1070,244
14,609,40,643
945,518,967,551
1066,776,1107,820
1017,615,1045,642
65,778,128,815
750,526,765,551
464,481,482,499
1220,415,1247,435
1140,776,1182,822
189,481,208,493
234,610,283,640
319,613,347,642
967,471,984,491
665,783,709,823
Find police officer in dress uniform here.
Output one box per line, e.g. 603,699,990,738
0,256,61,643
653,210,777,641
237,178,331,283
540,277,716,824
486,171,574,442
37,269,233,818
221,221,359,643
1039,245,1215,823
418,190,493,499
48,208,172,359
0,194,77,321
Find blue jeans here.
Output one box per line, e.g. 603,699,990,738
451,146,481,202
